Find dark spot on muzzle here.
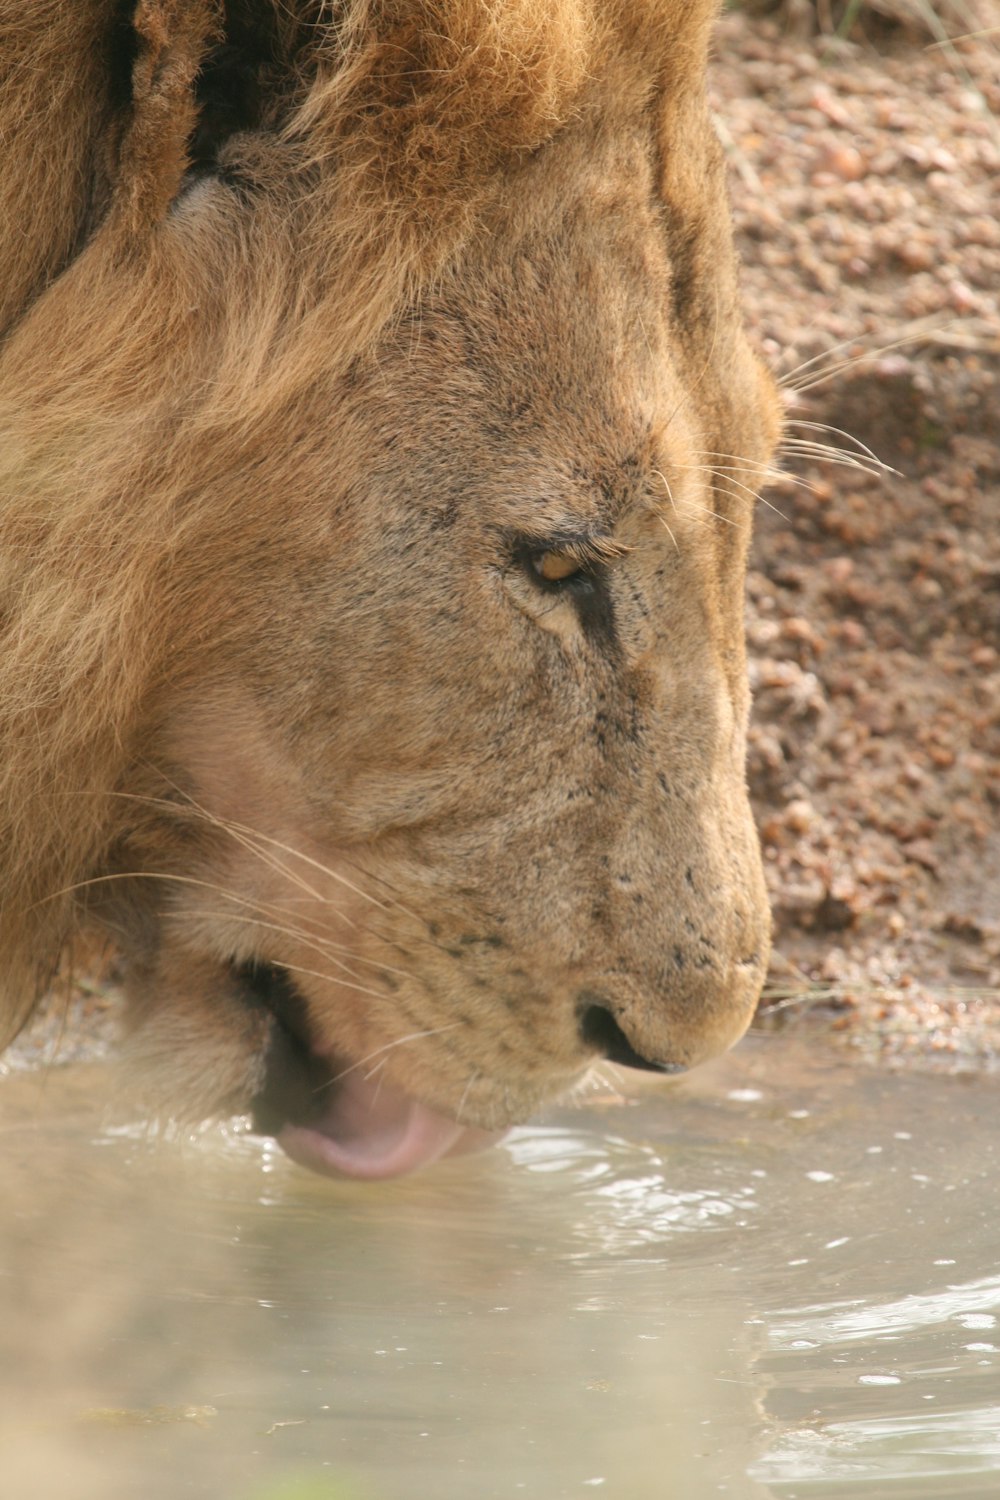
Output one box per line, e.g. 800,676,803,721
577,997,687,1075
234,960,332,1135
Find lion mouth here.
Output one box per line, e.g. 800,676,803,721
236,961,501,1181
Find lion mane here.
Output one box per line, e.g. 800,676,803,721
0,0,780,1176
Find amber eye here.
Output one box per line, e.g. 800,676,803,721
532,550,583,584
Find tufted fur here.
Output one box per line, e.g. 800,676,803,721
0,1,781,1136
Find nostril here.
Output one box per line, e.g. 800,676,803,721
577,1000,686,1075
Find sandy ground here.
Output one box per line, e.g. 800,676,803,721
7,5,1000,1077
714,1,1000,1067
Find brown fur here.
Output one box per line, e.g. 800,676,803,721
0,0,781,1129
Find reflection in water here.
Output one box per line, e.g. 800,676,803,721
754,1405,1000,1494
754,1271,1000,1494
507,1126,761,1258
764,1275,1000,1347
1,1040,998,1500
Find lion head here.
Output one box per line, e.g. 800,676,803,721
0,0,781,1177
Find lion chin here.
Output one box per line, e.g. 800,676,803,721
0,1,782,1179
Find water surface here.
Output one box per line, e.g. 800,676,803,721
2,1038,997,1499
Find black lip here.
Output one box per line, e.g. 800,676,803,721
235,961,333,1135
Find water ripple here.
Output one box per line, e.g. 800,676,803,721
766,1275,1000,1348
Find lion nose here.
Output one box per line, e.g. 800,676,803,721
577,996,688,1075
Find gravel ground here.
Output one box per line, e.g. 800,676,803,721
6,6,999,1078
714,2,1000,1068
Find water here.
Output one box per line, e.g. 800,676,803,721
1,1038,997,1500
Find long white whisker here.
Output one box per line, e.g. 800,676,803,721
648,471,681,550
691,452,854,502
707,469,789,521
779,443,889,480
196,810,378,917
328,1023,462,1084
37,874,400,999
259,957,390,1003
455,1068,480,1125
118,782,341,910
778,319,960,390
661,463,753,518
36,869,288,911
653,511,679,552
777,331,873,386
363,1056,388,1086
106,785,442,942
191,909,413,981
784,418,892,468
124,775,394,921
203,822,332,909
651,468,680,515
222,818,442,935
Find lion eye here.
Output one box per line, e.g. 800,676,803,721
532,550,583,584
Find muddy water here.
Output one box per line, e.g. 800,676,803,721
1,1038,998,1500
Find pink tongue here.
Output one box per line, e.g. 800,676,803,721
276,1067,502,1181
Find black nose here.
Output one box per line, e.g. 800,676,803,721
577,999,686,1075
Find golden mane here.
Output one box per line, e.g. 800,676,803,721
0,0,731,1037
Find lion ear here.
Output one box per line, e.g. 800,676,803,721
116,1,310,233
112,1,217,236
185,3,313,179
0,2,208,327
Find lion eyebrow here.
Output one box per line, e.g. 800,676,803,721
558,532,632,565
515,528,632,566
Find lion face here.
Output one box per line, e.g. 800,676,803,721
0,1,781,1177
113,140,779,1175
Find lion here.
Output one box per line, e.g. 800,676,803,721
0,0,781,1179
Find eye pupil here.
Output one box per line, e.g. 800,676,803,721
534,550,581,583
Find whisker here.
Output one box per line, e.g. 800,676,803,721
38,870,399,1002
784,418,894,471
200,822,333,910
327,1023,463,1086
192,909,413,982
707,469,789,522
925,24,1000,47
122,776,394,922
103,788,343,914
455,1068,480,1125
651,465,744,529
37,873,394,992
660,464,751,522
782,438,876,463
653,511,679,552
717,464,817,493
35,868,283,911
909,4,999,140
694,448,803,478
777,318,960,391
776,329,891,388
177,799,375,918
648,471,680,550
257,956,390,1003
686,452,789,507
363,1056,387,1086
655,288,725,440
692,452,843,503
651,468,680,515
218,817,443,938
107,785,445,944
779,443,889,481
